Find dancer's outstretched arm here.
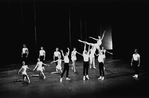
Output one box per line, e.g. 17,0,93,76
76,51,83,56
131,57,133,66
18,67,23,74
138,56,140,67
33,63,38,71
89,36,98,41
101,30,106,40
60,50,64,58
67,47,70,55
106,51,113,55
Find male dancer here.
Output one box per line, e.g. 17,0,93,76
82,44,90,80
39,46,46,62
60,48,70,82
97,50,105,80
78,41,90,81
21,44,29,63
53,48,61,65
89,45,97,69
131,49,140,78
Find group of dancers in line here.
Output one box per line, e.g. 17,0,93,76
17,31,140,84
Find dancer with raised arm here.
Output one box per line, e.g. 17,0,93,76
82,43,90,80
32,58,49,79
101,46,113,56
39,46,46,62
53,48,61,65
96,50,106,80
50,55,63,74
17,61,30,83
60,48,71,82
131,49,140,78
71,47,82,72
89,30,106,47
89,45,97,69
78,41,90,81
21,44,29,63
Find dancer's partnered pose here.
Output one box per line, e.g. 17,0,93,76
53,48,61,65
17,61,30,83
82,43,90,81
89,30,106,47
39,46,46,62
50,55,63,74
60,48,71,82
78,39,100,51
21,44,29,63
96,50,105,80
71,47,82,72
32,58,49,79
77,42,90,81
131,49,140,78
89,45,97,69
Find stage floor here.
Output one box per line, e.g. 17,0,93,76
0,58,149,98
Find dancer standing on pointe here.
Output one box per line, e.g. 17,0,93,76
39,46,46,62
60,48,71,82
50,55,63,74
96,50,105,80
53,48,61,65
17,61,30,83
131,49,140,78
71,47,82,72
21,44,29,63
32,58,49,79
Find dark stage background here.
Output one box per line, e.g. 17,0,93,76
0,0,148,69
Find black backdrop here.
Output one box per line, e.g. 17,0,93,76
0,0,148,67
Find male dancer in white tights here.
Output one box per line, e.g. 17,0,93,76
131,49,140,78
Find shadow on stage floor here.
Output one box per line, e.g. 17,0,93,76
0,58,149,98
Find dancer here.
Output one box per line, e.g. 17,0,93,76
100,46,113,70
53,47,61,65
82,43,90,80
131,49,140,78
32,58,49,79
71,47,82,72
50,55,63,74
89,45,97,69
96,50,105,80
77,42,90,81
39,46,46,62
89,30,106,47
78,39,100,52
60,48,70,82
17,61,30,83
21,44,29,63
101,46,113,56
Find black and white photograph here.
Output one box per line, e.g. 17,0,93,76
0,0,149,98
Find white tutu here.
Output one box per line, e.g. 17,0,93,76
56,65,62,70
71,56,77,61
